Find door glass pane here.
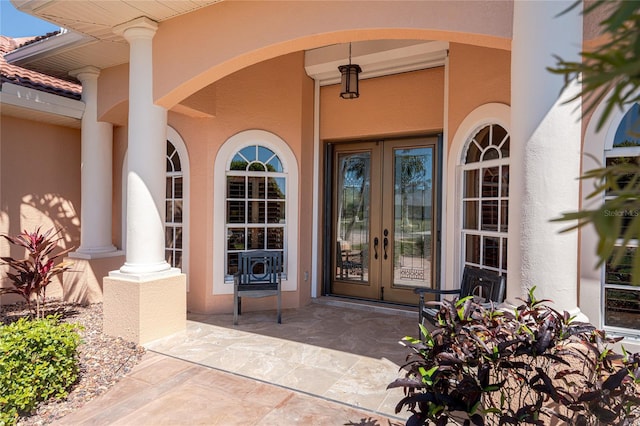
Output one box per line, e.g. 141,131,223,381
335,152,370,282
392,147,433,289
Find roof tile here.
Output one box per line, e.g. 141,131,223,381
1,35,82,100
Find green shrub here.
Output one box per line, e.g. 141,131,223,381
0,316,81,425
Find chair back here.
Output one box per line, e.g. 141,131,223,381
459,267,506,303
336,241,344,269
237,250,281,286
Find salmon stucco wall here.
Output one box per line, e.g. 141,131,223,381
112,125,127,251
447,43,511,157
110,51,314,315
320,67,445,141
0,115,81,303
153,0,512,108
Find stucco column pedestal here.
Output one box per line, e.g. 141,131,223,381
103,273,186,345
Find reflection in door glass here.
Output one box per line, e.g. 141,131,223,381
335,153,370,282
393,147,433,289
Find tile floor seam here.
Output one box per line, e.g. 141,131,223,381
146,349,406,423
74,365,203,424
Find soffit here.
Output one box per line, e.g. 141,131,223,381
305,40,449,85
8,0,222,80
1,102,81,128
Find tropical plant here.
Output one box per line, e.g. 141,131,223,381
0,227,73,318
549,0,640,284
389,289,640,425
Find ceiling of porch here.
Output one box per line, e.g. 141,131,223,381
8,0,223,80
8,0,449,89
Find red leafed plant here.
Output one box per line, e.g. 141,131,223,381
389,288,640,425
0,227,73,318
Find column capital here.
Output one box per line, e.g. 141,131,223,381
113,17,158,41
69,65,101,82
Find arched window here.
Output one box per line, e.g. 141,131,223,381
166,140,184,269
461,124,510,278
214,130,298,294
225,145,286,277
603,103,640,332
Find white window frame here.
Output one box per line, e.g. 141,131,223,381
583,94,640,339
225,145,287,279
460,124,510,276
166,139,186,273
213,130,299,295
601,106,640,336
445,103,511,290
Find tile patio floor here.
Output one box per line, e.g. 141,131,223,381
56,298,420,425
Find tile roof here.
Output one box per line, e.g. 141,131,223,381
1,35,82,100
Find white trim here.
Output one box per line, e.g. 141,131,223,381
167,127,190,290
305,41,449,86
0,82,83,118
440,52,449,290
4,29,92,64
582,95,622,289
311,79,321,298
213,129,299,295
444,103,510,290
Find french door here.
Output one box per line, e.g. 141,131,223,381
330,136,439,304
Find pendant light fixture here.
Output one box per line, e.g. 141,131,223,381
338,43,361,99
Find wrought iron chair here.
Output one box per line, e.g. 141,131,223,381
336,240,364,280
415,266,506,327
233,250,282,325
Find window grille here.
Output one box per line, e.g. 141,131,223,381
461,124,509,278
225,145,286,278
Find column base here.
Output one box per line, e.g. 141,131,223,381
69,247,122,260
114,261,173,277
103,272,186,345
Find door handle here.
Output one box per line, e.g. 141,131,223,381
373,237,379,260
383,229,389,260
383,237,388,260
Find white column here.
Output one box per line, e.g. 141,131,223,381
508,1,583,314
112,17,174,278
68,66,118,258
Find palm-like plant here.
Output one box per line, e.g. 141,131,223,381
0,227,73,318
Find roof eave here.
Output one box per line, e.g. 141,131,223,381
5,29,94,66
0,81,84,119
